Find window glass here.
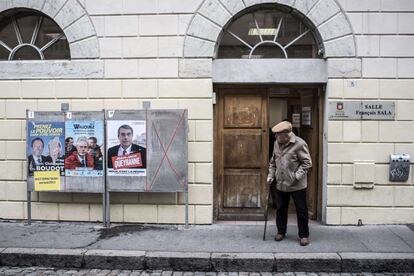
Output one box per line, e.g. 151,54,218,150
0,17,17,49
217,8,320,59
0,44,8,59
13,45,41,60
0,10,70,60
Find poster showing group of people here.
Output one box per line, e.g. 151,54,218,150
27,117,147,191
64,120,104,176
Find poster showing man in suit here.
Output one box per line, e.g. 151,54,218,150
107,121,146,176
27,122,65,176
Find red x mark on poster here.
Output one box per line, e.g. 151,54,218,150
147,110,187,191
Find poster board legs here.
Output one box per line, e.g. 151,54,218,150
102,192,106,227
185,190,189,229
105,192,110,228
27,191,31,225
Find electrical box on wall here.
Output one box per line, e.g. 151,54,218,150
389,154,410,182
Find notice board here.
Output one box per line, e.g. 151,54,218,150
26,111,105,193
106,109,188,193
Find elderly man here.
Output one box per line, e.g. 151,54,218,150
47,137,64,164
65,136,94,169
267,121,312,246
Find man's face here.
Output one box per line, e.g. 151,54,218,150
76,141,88,156
118,128,133,148
88,139,96,148
50,144,61,158
32,140,44,157
276,132,291,144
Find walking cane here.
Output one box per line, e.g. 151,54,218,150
263,184,272,241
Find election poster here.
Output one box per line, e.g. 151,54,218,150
107,120,146,176
65,121,104,177
27,122,65,177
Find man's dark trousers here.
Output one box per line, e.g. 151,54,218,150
275,188,309,238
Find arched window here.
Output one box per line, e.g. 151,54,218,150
217,5,323,59
0,9,70,60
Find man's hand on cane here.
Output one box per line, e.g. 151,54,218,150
267,177,274,186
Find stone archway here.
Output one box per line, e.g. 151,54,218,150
183,0,356,59
0,0,99,60
0,0,103,79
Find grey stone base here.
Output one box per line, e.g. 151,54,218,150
84,250,145,270
211,253,274,272
0,248,84,268
274,253,341,272
340,252,414,273
145,252,211,271
1,248,413,272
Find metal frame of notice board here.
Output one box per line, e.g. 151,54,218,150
26,111,107,226
26,109,189,228
105,109,189,228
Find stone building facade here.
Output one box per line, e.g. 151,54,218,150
0,0,413,225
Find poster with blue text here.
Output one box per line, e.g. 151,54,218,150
27,122,65,177
65,121,104,177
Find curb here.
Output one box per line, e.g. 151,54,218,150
0,248,413,272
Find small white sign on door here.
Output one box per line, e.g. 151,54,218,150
292,113,300,128
302,106,311,126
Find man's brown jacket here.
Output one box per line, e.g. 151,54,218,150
267,133,312,192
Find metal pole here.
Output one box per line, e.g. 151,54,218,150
27,191,31,225
103,110,110,228
102,191,106,227
26,109,31,225
106,192,110,228
185,190,189,229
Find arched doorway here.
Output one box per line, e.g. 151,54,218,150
213,4,325,221
183,0,356,223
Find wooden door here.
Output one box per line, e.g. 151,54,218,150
215,88,269,220
299,89,320,220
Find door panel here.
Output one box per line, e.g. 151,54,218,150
216,88,268,220
223,169,261,208
223,131,263,167
299,90,319,220
224,95,262,127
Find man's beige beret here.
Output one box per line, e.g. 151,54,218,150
272,121,292,133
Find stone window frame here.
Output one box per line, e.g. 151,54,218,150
183,0,357,59
0,10,70,60
0,0,103,79
217,5,324,59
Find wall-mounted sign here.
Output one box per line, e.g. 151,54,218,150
329,101,395,120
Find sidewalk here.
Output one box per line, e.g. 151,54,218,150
0,220,413,272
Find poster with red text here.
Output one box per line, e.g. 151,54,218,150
107,120,146,176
